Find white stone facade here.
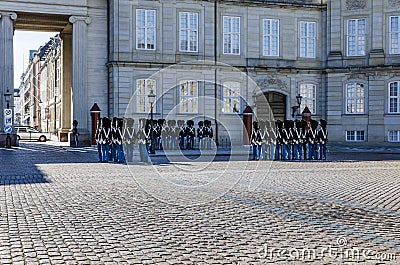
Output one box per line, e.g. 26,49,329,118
1,0,400,145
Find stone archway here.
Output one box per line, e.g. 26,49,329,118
1,2,107,146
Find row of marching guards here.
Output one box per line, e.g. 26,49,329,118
94,116,327,163
250,119,328,161
94,117,215,163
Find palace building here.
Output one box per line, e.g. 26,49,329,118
1,0,400,146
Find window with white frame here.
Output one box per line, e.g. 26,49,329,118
222,81,240,113
136,79,156,113
299,21,316,58
136,9,156,50
299,84,316,114
388,130,400,142
389,81,400,113
223,16,240,55
345,83,365,114
179,12,198,52
263,19,279,56
390,16,400,54
346,130,365,141
180,81,198,113
347,18,366,56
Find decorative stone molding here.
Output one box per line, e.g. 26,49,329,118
346,0,367,10
389,0,400,7
0,12,17,21
69,16,91,25
346,73,367,80
257,76,288,91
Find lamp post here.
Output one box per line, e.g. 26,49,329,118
4,88,13,148
291,94,303,119
148,89,156,154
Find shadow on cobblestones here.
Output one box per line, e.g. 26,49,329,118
0,143,98,185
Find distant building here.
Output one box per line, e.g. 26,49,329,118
17,36,62,134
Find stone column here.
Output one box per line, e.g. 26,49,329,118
369,1,384,65
0,12,17,128
59,32,72,142
69,16,91,146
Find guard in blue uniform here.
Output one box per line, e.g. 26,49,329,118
115,118,125,163
169,120,179,150
251,121,262,160
204,120,214,149
123,118,135,163
178,120,186,150
197,121,204,150
292,120,302,160
100,117,111,162
318,119,328,160
307,119,319,160
137,118,150,162
274,120,283,160
95,119,102,162
185,120,195,150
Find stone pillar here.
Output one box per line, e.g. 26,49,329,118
369,1,384,65
69,16,91,146
0,12,17,128
59,32,72,142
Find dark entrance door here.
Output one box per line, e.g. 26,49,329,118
263,92,286,121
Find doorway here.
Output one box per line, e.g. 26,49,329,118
261,92,286,121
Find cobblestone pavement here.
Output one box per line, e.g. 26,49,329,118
0,142,400,264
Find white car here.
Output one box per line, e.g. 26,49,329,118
13,126,48,142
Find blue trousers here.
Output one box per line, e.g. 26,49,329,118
97,143,102,162
186,136,194,150
260,143,268,160
139,142,149,162
124,143,134,162
293,143,302,160
282,143,291,160
101,143,110,162
307,143,317,160
252,144,261,160
179,136,185,150
116,144,124,163
319,143,327,160
274,144,281,160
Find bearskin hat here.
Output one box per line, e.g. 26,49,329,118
320,119,327,129
198,120,204,127
275,120,283,129
187,120,194,127
123,118,134,128
253,121,259,130
310,119,319,130
301,119,307,130
259,120,265,129
177,120,185,127
295,119,302,129
102,117,111,129
167,120,174,127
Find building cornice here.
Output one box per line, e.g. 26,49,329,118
214,0,327,9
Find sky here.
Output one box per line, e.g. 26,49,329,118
13,31,58,87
